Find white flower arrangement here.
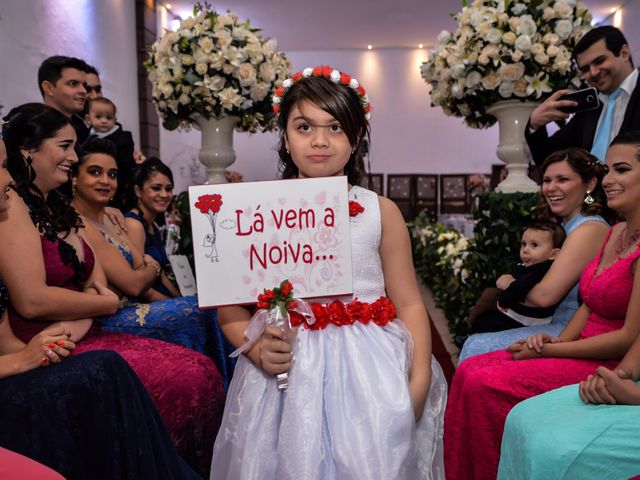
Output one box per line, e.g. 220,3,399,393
145,2,291,132
420,0,592,128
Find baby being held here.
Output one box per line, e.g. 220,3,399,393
84,98,135,208
472,220,566,333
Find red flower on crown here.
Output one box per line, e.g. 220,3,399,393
349,200,365,217
272,66,371,119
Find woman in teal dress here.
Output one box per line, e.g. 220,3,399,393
459,148,610,362
71,139,234,387
498,133,640,479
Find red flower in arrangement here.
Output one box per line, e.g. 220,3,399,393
256,280,296,314
349,200,365,217
340,73,351,85
291,71,303,82
293,297,395,330
371,297,396,326
195,194,223,214
349,300,372,324
327,301,352,326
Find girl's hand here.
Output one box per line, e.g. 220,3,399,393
508,342,540,361
496,274,515,290
252,325,292,375
580,367,640,405
19,327,75,370
507,333,559,354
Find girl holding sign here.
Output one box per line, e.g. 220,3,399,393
211,67,447,479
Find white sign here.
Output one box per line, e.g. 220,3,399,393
189,176,353,308
168,254,197,296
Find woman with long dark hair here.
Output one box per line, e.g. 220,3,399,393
0,136,198,479
0,103,223,476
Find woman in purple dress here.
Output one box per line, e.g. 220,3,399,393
0,103,224,476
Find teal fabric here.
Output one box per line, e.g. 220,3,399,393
591,88,623,163
499,383,640,480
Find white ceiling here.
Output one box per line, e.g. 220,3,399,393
167,0,618,51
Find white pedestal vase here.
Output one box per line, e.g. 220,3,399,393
487,100,539,193
191,114,240,184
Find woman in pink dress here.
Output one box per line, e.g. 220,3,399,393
444,145,640,480
0,103,224,476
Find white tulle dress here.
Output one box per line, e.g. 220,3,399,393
210,186,447,480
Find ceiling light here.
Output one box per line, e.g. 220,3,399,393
367,44,373,50
165,3,172,9
609,6,617,12
418,44,424,49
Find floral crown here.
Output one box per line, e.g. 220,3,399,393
272,66,371,119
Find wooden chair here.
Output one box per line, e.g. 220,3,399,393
415,174,438,220
364,173,384,195
387,174,413,221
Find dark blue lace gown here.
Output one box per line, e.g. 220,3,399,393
0,280,200,480
97,225,235,388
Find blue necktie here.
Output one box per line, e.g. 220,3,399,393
591,88,623,163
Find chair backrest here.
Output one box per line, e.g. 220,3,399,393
440,174,470,214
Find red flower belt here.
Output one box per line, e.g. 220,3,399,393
289,297,396,331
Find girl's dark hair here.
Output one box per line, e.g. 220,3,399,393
276,74,370,186
534,147,609,221
1,102,82,238
122,157,174,211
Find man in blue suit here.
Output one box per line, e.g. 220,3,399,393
526,26,639,164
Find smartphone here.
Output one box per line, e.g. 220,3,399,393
559,87,600,114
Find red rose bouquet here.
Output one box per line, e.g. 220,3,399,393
230,280,313,390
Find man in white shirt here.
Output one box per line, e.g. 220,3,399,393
526,26,638,165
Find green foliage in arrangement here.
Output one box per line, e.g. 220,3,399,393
410,192,538,335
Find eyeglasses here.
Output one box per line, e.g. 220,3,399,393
84,84,102,94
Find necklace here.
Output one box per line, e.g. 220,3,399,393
615,225,640,257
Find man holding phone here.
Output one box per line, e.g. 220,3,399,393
526,26,639,164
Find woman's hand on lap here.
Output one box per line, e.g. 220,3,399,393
19,327,75,370
581,367,640,405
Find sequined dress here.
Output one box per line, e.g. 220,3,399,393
96,228,235,388
210,186,447,480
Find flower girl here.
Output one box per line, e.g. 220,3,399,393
210,66,447,480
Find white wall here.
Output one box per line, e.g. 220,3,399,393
161,48,502,193
0,0,140,147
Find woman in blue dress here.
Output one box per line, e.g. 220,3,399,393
71,139,234,387
459,148,610,362
124,157,179,299
498,133,640,480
